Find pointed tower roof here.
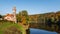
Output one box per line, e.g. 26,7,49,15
12,6,16,11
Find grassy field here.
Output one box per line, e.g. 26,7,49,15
0,20,24,34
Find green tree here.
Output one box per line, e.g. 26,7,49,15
16,12,22,22
21,10,29,24
0,15,2,18
16,10,29,25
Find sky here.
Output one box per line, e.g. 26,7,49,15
0,0,60,15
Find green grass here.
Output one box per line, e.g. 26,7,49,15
0,21,24,34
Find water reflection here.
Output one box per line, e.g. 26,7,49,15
26,29,30,34
29,23,60,34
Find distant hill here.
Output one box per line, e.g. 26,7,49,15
29,11,60,23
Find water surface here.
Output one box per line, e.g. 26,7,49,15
30,28,57,34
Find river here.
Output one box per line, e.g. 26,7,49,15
30,28,58,34
29,23,60,34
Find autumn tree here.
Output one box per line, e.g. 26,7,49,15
16,10,29,25
21,10,29,25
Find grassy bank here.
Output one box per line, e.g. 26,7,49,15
0,20,24,34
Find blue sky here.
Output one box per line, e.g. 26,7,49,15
0,0,60,15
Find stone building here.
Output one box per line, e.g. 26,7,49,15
4,7,17,23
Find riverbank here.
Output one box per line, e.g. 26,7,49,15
0,21,27,34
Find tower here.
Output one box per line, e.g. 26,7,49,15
13,6,17,23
